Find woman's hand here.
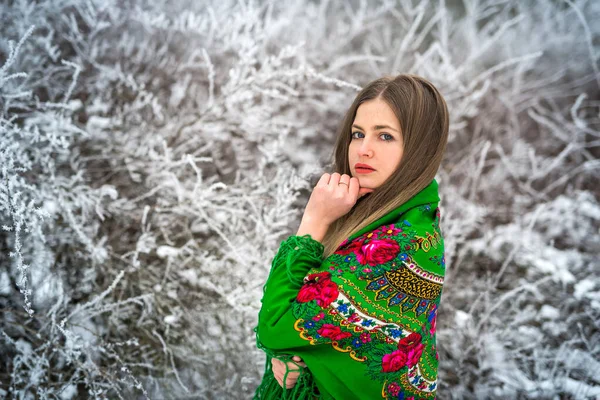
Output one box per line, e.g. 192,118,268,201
303,172,374,227
271,355,307,389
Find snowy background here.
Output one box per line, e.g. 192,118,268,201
1,0,599,399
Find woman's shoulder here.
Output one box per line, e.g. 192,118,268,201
389,203,445,276
331,202,445,277
348,201,443,249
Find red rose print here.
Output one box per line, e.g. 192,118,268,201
335,237,366,256
356,238,400,266
381,349,407,373
317,324,352,341
406,343,425,367
397,332,422,352
307,271,330,282
315,279,339,307
297,272,339,307
296,284,319,303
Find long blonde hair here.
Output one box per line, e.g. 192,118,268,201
320,74,449,258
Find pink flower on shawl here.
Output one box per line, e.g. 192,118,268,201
387,382,401,396
296,271,339,307
360,332,372,343
317,324,352,341
312,312,325,321
381,350,407,373
335,237,366,256
296,284,320,303
374,224,402,237
356,238,400,266
397,332,425,366
348,313,361,323
315,279,339,307
405,343,425,367
430,314,437,337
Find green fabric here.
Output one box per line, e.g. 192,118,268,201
254,179,445,400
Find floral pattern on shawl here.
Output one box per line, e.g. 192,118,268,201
292,210,444,399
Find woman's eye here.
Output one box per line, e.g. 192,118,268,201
351,132,393,141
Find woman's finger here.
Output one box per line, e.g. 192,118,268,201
291,356,301,365
285,377,299,387
317,173,331,187
329,172,341,186
348,176,359,198
294,362,307,368
339,173,351,186
275,372,298,389
358,187,374,198
271,359,283,378
273,369,282,380
291,358,307,368
272,358,303,388
272,367,282,380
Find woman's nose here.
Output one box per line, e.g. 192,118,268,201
358,137,374,157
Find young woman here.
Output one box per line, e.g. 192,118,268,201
253,74,449,399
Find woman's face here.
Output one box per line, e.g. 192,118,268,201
348,98,404,190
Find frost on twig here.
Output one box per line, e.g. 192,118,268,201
1,0,599,399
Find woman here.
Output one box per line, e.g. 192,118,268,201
253,74,449,399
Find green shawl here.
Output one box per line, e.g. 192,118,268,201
254,179,445,400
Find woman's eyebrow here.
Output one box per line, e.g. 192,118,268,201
352,123,399,133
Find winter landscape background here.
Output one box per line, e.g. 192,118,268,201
1,0,599,399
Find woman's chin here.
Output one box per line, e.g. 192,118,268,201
357,180,373,189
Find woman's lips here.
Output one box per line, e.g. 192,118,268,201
355,167,375,174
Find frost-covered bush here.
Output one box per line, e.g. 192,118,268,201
1,0,599,399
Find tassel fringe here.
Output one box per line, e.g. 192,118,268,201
254,327,321,399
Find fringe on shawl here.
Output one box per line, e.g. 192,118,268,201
253,326,322,399
254,235,328,399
